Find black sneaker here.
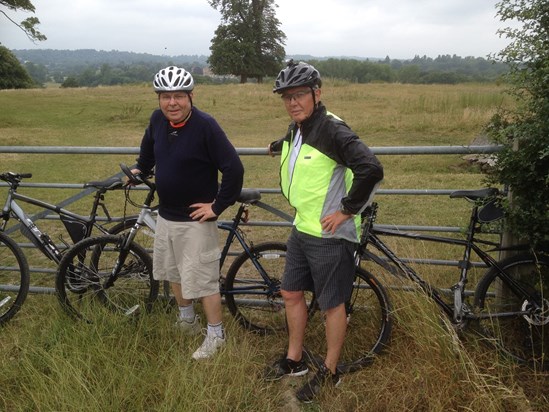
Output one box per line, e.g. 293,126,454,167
295,363,341,403
264,357,309,381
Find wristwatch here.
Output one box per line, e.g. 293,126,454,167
339,203,354,216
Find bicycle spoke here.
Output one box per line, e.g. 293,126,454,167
475,254,549,369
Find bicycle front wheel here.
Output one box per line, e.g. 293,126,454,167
0,232,30,326
56,235,158,322
224,242,292,334
474,253,549,369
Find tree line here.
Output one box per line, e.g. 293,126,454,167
5,47,508,89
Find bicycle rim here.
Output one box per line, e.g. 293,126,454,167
474,253,549,369
56,235,158,322
0,232,30,325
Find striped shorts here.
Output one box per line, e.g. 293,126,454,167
282,227,356,311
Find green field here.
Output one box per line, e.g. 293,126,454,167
2,82,548,411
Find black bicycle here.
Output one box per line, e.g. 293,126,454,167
0,171,127,325
56,165,290,333
358,188,549,369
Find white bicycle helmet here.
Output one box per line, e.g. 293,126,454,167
153,66,194,92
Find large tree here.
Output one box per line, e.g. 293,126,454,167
0,0,45,88
1,0,46,42
486,0,549,245
0,45,34,88
208,0,286,83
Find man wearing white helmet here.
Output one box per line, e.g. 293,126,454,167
134,66,244,360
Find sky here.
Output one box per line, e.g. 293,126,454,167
0,0,514,60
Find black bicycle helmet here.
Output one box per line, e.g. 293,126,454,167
273,60,322,93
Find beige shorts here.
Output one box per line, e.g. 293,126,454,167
153,215,221,300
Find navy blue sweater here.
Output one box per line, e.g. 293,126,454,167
136,108,244,221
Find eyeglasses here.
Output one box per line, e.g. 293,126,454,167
159,93,189,103
280,90,311,103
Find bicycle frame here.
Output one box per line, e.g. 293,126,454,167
360,202,540,324
1,174,122,264
217,203,282,299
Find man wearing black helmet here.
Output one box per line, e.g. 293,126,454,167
264,60,383,402
134,66,244,360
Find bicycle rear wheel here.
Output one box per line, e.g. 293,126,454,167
474,253,549,369
56,235,158,322
224,242,298,334
308,267,392,373
0,232,30,326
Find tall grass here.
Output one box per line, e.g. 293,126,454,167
1,82,548,410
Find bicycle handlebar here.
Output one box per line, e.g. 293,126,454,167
119,163,155,189
0,172,33,186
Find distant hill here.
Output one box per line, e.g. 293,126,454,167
12,49,383,69
13,49,210,69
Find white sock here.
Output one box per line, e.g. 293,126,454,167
207,322,224,339
178,304,195,321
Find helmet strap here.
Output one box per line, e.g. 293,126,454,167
311,86,320,108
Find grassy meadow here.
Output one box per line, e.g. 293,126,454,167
1,81,549,411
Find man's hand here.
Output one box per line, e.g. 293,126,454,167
125,168,141,186
321,210,353,235
190,202,217,222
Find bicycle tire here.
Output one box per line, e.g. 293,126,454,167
56,234,158,322
0,232,30,326
474,253,549,369
224,242,296,334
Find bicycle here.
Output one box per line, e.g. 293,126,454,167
355,188,549,370
55,164,290,334
0,171,127,325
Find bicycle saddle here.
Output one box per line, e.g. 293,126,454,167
449,188,499,200
238,189,261,204
84,176,124,191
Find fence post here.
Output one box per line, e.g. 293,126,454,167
498,139,520,261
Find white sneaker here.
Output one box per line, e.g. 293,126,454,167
191,334,226,360
175,315,201,336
